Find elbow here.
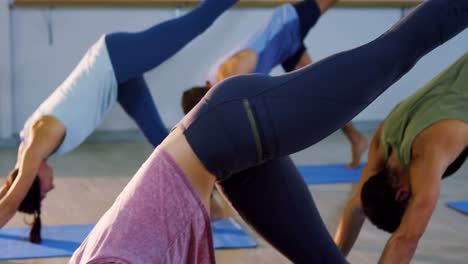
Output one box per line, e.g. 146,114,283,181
407,238,419,251
1,200,18,215
4,203,17,216
391,233,419,252
352,202,364,217
393,218,427,247
347,194,364,216
413,197,437,212
0,204,17,227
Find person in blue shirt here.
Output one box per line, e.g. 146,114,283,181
182,0,368,169
0,0,236,243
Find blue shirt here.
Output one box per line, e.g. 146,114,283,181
209,4,302,82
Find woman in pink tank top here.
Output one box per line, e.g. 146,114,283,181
69,145,216,264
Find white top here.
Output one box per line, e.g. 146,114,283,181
20,35,118,156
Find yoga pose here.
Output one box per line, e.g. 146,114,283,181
334,52,468,263
182,0,368,168
71,0,468,262
0,0,236,244
184,0,350,221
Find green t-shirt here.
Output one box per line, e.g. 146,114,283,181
381,52,468,169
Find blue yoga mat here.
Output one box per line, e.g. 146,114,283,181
0,218,256,260
447,201,468,214
298,164,363,184
212,218,256,249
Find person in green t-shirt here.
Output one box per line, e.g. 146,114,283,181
334,52,468,263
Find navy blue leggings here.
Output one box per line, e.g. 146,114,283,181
117,77,168,147
180,0,468,262
105,0,235,146
282,0,321,72
181,0,468,179
219,156,347,263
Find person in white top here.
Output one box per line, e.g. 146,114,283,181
0,0,236,243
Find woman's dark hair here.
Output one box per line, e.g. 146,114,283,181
361,168,409,233
181,86,209,114
5,169,42,243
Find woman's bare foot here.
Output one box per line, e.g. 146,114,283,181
347,136,369,168
342,123,369,168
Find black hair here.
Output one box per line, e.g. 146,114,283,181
6,169,42,243
361,168,409,233
181,86,210,114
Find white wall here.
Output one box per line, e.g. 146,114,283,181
7,5,468,136
303,8,468,121
0,0,13,138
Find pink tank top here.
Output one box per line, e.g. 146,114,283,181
69,148,215,264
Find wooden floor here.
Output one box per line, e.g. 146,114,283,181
1,131,467,264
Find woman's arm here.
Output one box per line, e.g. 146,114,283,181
378,153,442,264
334,123,385,255
0,186,8,202
293,52,313,71
216,50,257,83
333,190,366,257
379,121,468,264
0,142,45,226
0,143,26,201
0,116,64,227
